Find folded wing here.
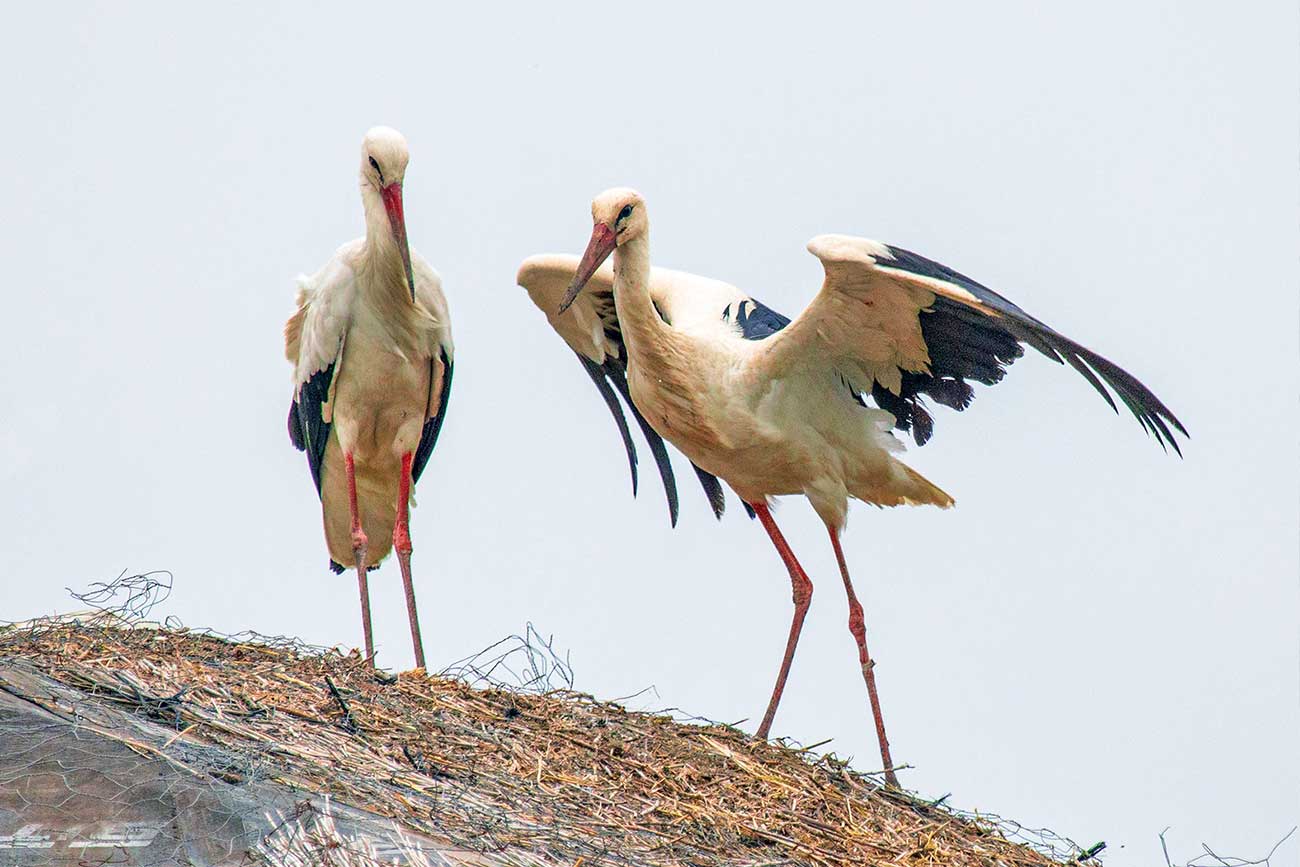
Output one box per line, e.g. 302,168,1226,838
285,248,360,494
411,260,455,484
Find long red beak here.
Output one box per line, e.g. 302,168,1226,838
558,222,617,314
380,182,416,302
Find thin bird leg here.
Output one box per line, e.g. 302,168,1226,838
828,525,899,789
345,451,374,664
751,502,814,741
393,452,426,669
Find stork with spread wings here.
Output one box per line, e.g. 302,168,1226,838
518,187,1186,788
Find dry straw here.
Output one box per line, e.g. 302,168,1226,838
0,601,1100,867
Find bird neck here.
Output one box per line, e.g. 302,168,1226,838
611,233,669,355
359,187,412,307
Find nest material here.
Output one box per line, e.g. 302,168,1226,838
0,619,1087,866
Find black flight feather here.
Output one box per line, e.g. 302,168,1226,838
412,347,455,484
288,362,335,496
605,362,680,527
576,353,639,496
691,463,726,520
572,286,741,524
876,243,1187,452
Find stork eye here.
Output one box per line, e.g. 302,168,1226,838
618,204,634,222
368,156,380,171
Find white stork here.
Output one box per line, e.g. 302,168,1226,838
284,127,453,669
517,187,1186,787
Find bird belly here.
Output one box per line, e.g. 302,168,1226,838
636,360,952,524
331,329,433,463
318,325,434,568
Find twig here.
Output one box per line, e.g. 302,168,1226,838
323,675,357,733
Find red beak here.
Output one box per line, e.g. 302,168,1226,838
558,222,617,314
380,182,416,302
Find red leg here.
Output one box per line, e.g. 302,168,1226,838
393,452,426,669
751,502,814,741
345,451,374,664
829,525,899,788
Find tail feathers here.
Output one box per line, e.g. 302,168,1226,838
853,462,954,509
899,464,954,509
329,559,381,574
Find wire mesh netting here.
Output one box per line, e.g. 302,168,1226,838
0,571,1115,867
1158,828,1296,867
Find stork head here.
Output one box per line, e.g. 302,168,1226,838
360,126,416,302
558,187,647,314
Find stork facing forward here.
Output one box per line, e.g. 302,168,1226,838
285,127,454,668
518,187,1185,787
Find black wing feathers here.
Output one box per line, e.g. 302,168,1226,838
288,363,335,495
729,298,792,340
879,244,1187,453
690,464,726,520
577,286,682,524
605,361,680,527
287,399,304,449
412,348,454,484
872,301,1021,446
577,353,640,496
575,285,736,525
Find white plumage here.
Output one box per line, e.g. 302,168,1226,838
518,237,954,533
285,127,454,669
518,186,1185,787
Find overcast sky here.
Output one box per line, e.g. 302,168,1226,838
1,3,1296,865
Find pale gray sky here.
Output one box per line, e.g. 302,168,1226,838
1,3,1296,865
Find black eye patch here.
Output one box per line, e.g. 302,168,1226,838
368,155,384,182
618,204,633,221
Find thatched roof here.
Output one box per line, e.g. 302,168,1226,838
0,615,1098,866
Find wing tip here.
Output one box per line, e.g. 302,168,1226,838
516,253,581,288
1018,325,1190,459
806,234,891,267
690,464,727,521
1153,412,1188,458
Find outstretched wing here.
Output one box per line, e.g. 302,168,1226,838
285,245,361,494
517,254,761,525
751,234,1187,452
